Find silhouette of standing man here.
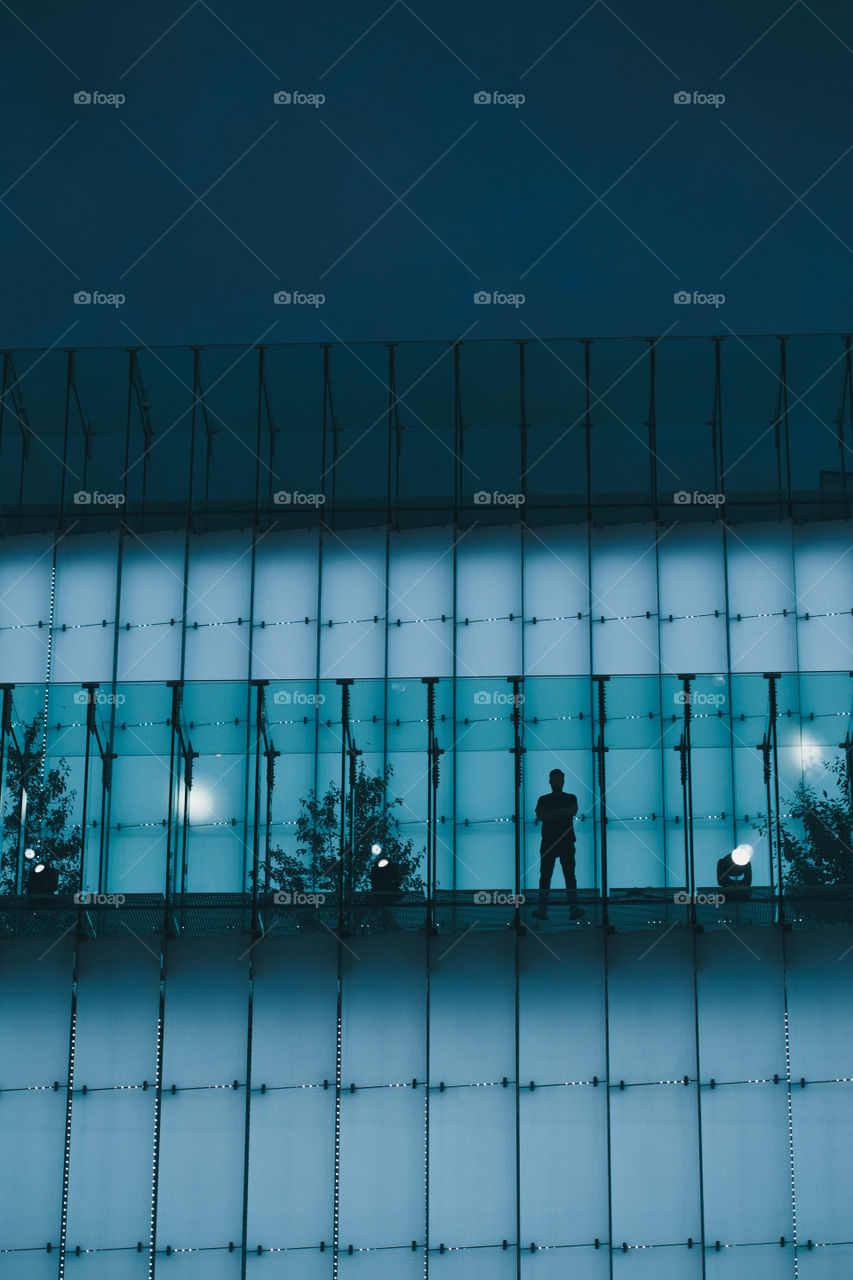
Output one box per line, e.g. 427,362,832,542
532,769,584,921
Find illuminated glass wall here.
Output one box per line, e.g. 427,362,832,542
0,513,851,897
2,925,853,1277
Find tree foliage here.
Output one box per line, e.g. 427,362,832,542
265,761,424,896
0,716,81,895
757,758,853,888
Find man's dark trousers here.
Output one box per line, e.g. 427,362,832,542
538,838,578,909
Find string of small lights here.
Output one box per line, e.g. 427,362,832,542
3,602,850,634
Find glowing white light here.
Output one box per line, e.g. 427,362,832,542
800,735,823,774
377,858,389,868
370,843,382,857
731,843,753,866
24,848,36,860
187,785,212,823
34,863,45,874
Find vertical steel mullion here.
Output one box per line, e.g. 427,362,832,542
424,931,431,1278
682,676,696,906
242,350,265,900
766,674,785,923
584,344,598,892
518,343,528,903
840,336,852,493
714,340,740,859
0,686,12,888
583,340,593,524
312,349,331,892
103,521,125,893
59,351,74,523
147,945,167,1279
647,339,659,520
337,681,352,931
78,686,94,893
514,929,521,1279
56,940,78,1280
779,337,793,518
648,339,667,887
451,344,462,896
332,942,343,1280
383,344,395,783
164,683,182,915
593,676,610,927
250,682,266,930
509,678,524,927
602,930,614,1278
780,927,798,1260
239,953,255,1280
691,927,707,1278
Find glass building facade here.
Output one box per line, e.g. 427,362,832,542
1,336,853,1277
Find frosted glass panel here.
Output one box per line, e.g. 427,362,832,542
609,1087,700,1242
429,1088,516,1246
455,528,522,677
52,533,119,683
727,526,796,672
0,1092,65,1246
184,531,252,680
0,533,53,683
161,939,248,1083
429,932,515,1081
156,1091,245,1246
251,936,338,1086
0,938,73,1084
339,1090,423,1245
388,527,454,677
319,529,386,678
65,1092,154,1245
519,1089,609,1243
116,530,184,681
607,928,696,1081
590,526,659,674
341,933,425,1083
700,1086,792,1242
522,526,590,677
658,524,727,675
246,1090,334,1247
251,529,319,680
518,930,605,1082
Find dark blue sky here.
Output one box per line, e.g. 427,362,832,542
1,0,852,348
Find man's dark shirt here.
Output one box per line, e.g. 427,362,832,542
536,792,578,854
